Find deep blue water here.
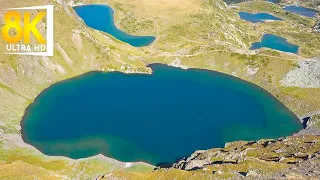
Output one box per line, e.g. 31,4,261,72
73,4,156,47
265,0,280,3
239,12,282,23
283,5,319,17
22,64,302,165
250,34,299,54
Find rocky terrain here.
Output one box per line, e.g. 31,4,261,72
314,21,320,32
281,58,320,88
173,136,320,179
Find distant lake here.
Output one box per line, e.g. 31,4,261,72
74,4,156,47
22,64,302,165
265,0,280,3
250,34,299,54
239,12,282,23
283,5,319,17
223,0,279,4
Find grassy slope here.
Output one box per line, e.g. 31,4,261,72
0,0,319,179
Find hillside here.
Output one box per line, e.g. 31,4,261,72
0,0,319,179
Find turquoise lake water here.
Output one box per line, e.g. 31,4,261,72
250,34,299,54
239,12,282,23
283,5,319,17
73,4,156,47
22,64,302,165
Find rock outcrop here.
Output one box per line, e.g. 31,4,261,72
314,21,320,32
171,135,320,178
280,58,320,88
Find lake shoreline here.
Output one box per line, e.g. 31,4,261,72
250,34,299,54
72,3,157,47
20,63,304,165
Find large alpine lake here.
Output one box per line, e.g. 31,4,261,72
22,64,302,165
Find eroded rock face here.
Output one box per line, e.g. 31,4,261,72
314,22,320,32
299,115,320,135
172,135,320,178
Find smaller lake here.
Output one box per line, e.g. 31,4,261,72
283,5,319,17
74,4,156,47
239,12,282,23
265,0,280,3
250,34,299,54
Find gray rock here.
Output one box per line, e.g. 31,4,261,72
280,59,320,88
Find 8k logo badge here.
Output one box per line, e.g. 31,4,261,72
1,5,53,56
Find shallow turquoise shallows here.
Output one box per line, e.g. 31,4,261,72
283,5,319,17
239,12,282,23
22,64,302,165
250,34,299,54
73,4,156,47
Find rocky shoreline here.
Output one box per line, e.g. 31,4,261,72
171,135,320,179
